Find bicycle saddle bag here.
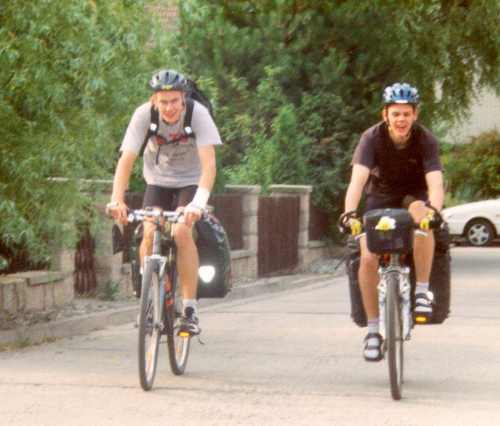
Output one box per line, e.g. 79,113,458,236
195,214,232,298
364,208,413,254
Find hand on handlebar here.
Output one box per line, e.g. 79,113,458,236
106,201,129,225
349,217,363,236
338,210,362,236
178,204,203,228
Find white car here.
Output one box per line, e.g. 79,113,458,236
441,199,500,246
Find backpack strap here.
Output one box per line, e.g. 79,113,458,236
139,105,159,156
184,97,194,130
140,100,195,159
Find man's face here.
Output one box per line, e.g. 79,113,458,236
383,104,418,144
155,90,185,124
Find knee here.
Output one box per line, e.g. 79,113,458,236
360,252,378,271
141,224,155,247
174,224,194,248
408,200,427,223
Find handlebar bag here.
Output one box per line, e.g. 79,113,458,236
364,208,414,254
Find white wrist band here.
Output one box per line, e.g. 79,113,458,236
191,187,210,209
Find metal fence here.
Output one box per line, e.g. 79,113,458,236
211,193,244,250
74,227,97,295
258,196,300,276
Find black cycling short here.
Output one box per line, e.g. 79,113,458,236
142,185,197,211
364,191,428,214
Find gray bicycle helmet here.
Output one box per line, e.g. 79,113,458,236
149,69,188,92
383,82,419,105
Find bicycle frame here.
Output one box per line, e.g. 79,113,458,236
140,211,179,334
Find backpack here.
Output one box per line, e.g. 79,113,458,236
139,79,214,157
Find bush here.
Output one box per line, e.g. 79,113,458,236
0,0,171,272
165,0,500,235
443,130,500,203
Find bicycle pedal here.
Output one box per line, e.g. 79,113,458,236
414,314,430,324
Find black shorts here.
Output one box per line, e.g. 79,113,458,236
364,191,428,214
142,185,197,211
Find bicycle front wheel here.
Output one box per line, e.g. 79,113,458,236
385,271,404,400
138,261,162,391
165,267,190,375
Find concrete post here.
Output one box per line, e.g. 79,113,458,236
224,185,261,279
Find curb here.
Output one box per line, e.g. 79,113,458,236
0,272,344,348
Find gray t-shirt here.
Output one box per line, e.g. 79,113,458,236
120,100,222,188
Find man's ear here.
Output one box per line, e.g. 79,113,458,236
150,93,157,108
381,107,388,123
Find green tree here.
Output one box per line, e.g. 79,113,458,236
0,0,169,271
442,131,500,203
166,0,500,220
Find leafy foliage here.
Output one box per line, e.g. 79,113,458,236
442,130,500,204
0,0,169,271
166,0,500,222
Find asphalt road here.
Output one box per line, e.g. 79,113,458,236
1,246,499,426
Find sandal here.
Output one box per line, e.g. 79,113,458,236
363,332,384,362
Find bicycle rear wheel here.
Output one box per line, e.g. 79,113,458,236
165,267,190,375
138,261,162,391
386,271,404,400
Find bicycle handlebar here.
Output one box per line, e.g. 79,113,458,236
338,205,444,236
126,209,183,224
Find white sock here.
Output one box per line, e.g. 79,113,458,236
416,282,429,294
367,318,379,334
182,299,198,316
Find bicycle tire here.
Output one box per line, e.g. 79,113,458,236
138,261,162,391
386,271,404,400
165,267,190,375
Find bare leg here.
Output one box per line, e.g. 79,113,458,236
139,221,155,266
408,201,435,282
174,223,199,300
358,235,380,320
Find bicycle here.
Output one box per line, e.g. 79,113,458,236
109,207,192,391
339,206,442,400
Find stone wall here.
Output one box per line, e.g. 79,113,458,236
0,270,74,325
0,180,336,321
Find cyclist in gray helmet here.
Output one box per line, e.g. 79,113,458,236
108,69,222,335
342,82,444,361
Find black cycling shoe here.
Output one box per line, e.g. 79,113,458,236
363,332,384,362
178,307,201,336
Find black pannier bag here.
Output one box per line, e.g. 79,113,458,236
364,208,414,254
130,224,144,298
345,224,452,326
195,214,232,298
426,225,451,323
345,236,367,327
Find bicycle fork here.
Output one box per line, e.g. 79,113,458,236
377,266,413,341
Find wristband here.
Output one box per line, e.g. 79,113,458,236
190,187,210,210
